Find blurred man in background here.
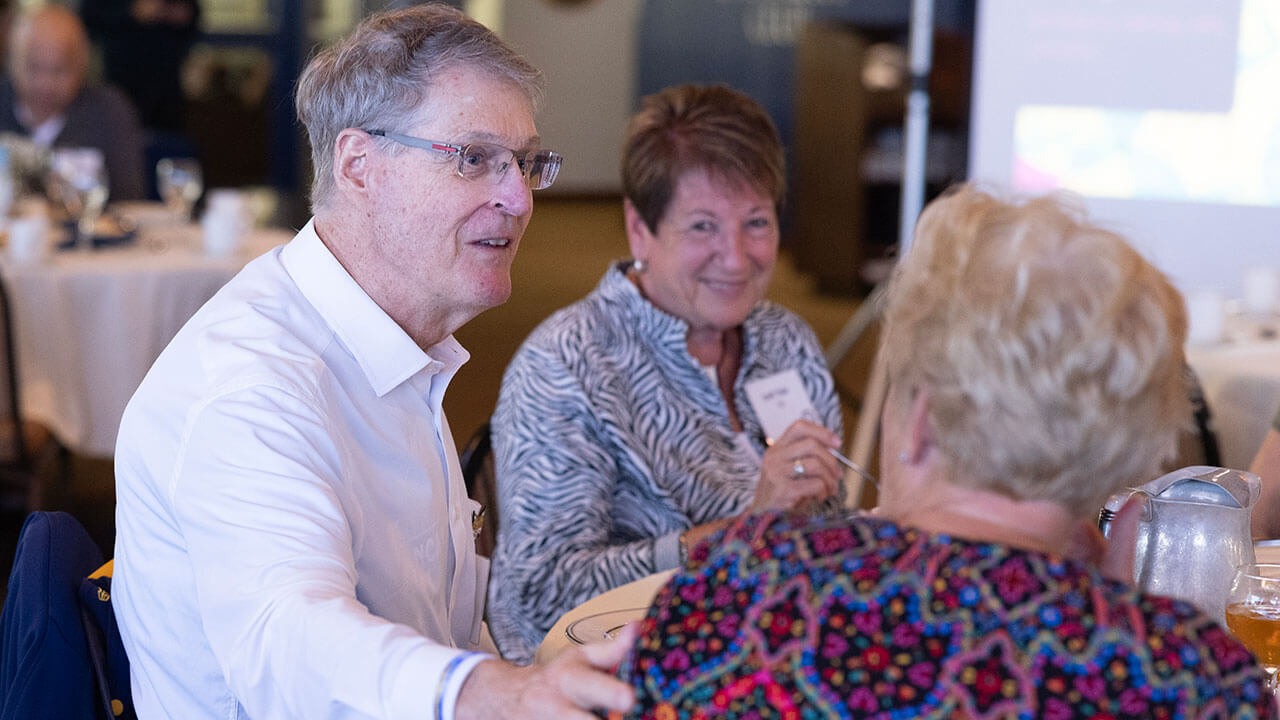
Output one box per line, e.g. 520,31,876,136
0,5,145,200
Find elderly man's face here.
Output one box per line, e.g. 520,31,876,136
10,15,87,124
364,64,538,329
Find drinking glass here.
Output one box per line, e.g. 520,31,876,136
1226,563,1280,692
156,157,203,221
48,148,109,252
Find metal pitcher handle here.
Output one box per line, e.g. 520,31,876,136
1098,488,1152,537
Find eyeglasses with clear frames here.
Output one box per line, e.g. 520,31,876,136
366,129,562,190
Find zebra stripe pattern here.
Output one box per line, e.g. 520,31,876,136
486,264,842,663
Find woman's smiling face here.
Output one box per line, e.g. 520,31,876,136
627,168,779,334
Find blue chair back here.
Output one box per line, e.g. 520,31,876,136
0,512,133,719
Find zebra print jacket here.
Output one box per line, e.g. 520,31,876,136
486,264,841,663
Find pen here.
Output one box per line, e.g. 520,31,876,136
828,447,879,489
765,435,879,489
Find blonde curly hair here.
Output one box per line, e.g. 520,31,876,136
881,184,1190,515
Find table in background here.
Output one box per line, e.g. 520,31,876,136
1,224,293,457
1256,541,1280,565
535,568,674,664
1187,332,1280,471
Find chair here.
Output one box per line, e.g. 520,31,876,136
1184,365,1222,468
460,423,498,558
0,275,66,515
0,511,134,719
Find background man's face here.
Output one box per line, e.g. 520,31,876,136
10,14,87,123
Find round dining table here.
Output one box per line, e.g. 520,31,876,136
1,218,294,457
1186,314,1280,471
535,568,675,664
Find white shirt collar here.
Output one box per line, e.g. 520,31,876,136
280,219,470,397
15,103,66,146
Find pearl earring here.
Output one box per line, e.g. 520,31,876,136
631,258,646,274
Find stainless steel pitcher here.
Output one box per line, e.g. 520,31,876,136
1099,466,1261,622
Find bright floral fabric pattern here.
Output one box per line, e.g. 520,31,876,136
617,511,1276,719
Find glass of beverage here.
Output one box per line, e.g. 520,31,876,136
1226,563,1280,692
156,157,203,221
48,147,109,251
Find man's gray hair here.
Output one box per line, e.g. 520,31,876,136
296,3,544,209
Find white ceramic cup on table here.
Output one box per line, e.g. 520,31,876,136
7,213,49,265
1187,288,1227,346
1243,267,1280,316
201,189,249,258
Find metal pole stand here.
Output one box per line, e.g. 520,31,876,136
833,0,934,508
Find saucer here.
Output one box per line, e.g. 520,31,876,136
565,608,647,645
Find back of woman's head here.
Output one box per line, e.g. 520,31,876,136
621,84,785,233
881,184,1190,515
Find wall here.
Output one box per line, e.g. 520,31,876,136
500,0,642,194
497,0,971,196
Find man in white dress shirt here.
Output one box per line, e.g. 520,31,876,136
112,6,635,719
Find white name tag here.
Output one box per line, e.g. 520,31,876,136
744,369,820,444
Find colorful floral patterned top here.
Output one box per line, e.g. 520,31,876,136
616,511,1276,719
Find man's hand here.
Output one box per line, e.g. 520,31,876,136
456,624,637,719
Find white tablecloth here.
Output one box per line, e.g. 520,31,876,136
1,225,293,457
535,569,675,664
1187,338,1280,471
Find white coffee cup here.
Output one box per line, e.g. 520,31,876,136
7,214,49,265
202,210,243,258
201,190,249,258
205,189,248,220
1243,267,1280,315
1187,288,1226,346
